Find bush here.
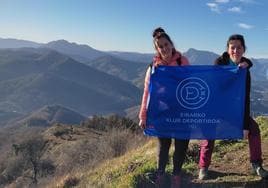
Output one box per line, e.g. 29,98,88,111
1,156,24,184
81,114,140,132
53,127,70,137
12,136,47,184
61,115,146,175
105,128,130,157
63,176,79,188
38,159,55,177
185,143,200,163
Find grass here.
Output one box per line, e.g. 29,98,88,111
46,116,268,187
257,116,268,138
78,138,157,188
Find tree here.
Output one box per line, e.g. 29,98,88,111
12,136,53,184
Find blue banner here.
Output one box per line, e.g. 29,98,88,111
145,65,246,139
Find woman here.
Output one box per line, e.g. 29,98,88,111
139,27,189,187
198,34,268,180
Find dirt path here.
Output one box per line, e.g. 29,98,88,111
187,140,268,188
137,140,268,187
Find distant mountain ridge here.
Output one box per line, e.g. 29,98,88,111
108,51,154,63
0,48,141,117
18,104,86,127
1,37,267,67
0,37,42,48
183,48,219,65
0,37,267,117
44,39,106,62
86,55,147,87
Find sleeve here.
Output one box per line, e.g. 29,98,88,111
243,70,251,130
244,58,253,69
214,52,228,65
241,57,252,130
214,57,221,65
181,56,190,65
138,67,151,122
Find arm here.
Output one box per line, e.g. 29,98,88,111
239,57,253,69
138,67,151,129
243,70,251,132
241,58,252,134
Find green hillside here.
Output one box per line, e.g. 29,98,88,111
66,116,268,188
1,116,268,188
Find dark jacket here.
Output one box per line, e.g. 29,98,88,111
214,52,252,130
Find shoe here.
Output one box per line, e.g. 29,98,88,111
198,168,208,180
155,174,165,187
171,175,181,188
252,163,268,179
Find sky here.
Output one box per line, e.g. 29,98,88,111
0,0,267,58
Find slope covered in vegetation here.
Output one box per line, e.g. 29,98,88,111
73,116,268,188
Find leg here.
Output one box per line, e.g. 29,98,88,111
248,117,268,179
173,139,189,175
157,137,171,175
171,139,189,188
198,140,215,180
248,117,262,163
199,140,215,169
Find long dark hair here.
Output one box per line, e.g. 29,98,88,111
152,27,175,55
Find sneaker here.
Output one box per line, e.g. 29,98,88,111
198,168,208,180
171,175,181,188
252,163,268,179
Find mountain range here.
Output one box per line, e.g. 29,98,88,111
1,37,268,76
17,104,86,127
0,37,267,127
0,47,141,126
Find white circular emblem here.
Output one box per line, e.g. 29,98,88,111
176,77,210,110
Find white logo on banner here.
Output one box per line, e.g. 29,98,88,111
176,77,210,109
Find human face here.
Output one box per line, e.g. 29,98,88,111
227,40,245,63
155,37,173,62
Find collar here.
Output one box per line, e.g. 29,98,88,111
153,51,182,66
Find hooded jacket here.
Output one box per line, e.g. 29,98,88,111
139,51,189,123
214,52,252,130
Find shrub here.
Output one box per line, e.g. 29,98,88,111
81,114,140,132
1,156,24,184
38,159,55,177
63,177,79,188
185,143,200,163
12,136,47,184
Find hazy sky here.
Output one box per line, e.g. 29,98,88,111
0,0,267,58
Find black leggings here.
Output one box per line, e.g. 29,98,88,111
157,138,189,175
